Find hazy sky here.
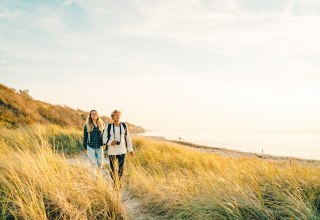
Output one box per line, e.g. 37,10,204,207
1,0,320,131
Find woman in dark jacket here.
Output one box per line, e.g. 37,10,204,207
83,109,105,169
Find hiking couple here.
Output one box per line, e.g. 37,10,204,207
82,109,134,184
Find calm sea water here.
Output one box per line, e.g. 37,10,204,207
139,130,320,160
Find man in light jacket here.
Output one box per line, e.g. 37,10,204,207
103,110,134,185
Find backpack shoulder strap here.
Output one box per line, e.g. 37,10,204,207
106,123,112,143
121,122,128,136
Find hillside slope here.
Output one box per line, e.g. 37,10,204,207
0,83,144,133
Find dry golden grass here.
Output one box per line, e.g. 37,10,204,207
125,137,320,219
2,124,320,219
0,125,124,219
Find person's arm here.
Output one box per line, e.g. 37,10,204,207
125,126,134,153
83,125,88,150
103,124,113,146
100,127,104,149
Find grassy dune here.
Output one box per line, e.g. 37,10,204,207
0,83,145,134
125,138,320,219
2,125,320,219
0,125,124,219
0,124,83,155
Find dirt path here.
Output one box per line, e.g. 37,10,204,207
121,190,158,220
66,155,157,220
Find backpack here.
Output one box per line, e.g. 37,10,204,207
106,122,128,149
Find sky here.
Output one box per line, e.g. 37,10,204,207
1,0,320,132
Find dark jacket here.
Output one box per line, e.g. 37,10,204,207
83,125,103,150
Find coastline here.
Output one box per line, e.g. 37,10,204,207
134,134,320,166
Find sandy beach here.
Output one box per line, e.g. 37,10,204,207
134,135,320,166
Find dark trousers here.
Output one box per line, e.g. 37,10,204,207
108,154,126,182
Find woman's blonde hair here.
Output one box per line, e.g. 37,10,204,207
85,110,105,133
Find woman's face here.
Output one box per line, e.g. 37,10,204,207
90,111,98,121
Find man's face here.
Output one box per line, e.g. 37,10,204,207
113,113,121,122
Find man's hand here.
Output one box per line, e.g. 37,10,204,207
130,151,134,156
111,140,117,145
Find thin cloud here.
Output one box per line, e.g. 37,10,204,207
1,0,320,131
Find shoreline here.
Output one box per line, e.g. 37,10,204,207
134,134,320,165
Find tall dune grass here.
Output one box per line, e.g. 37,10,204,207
0,124,83,155
0,125,124,219
125,137,320,219
2,124,320,219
